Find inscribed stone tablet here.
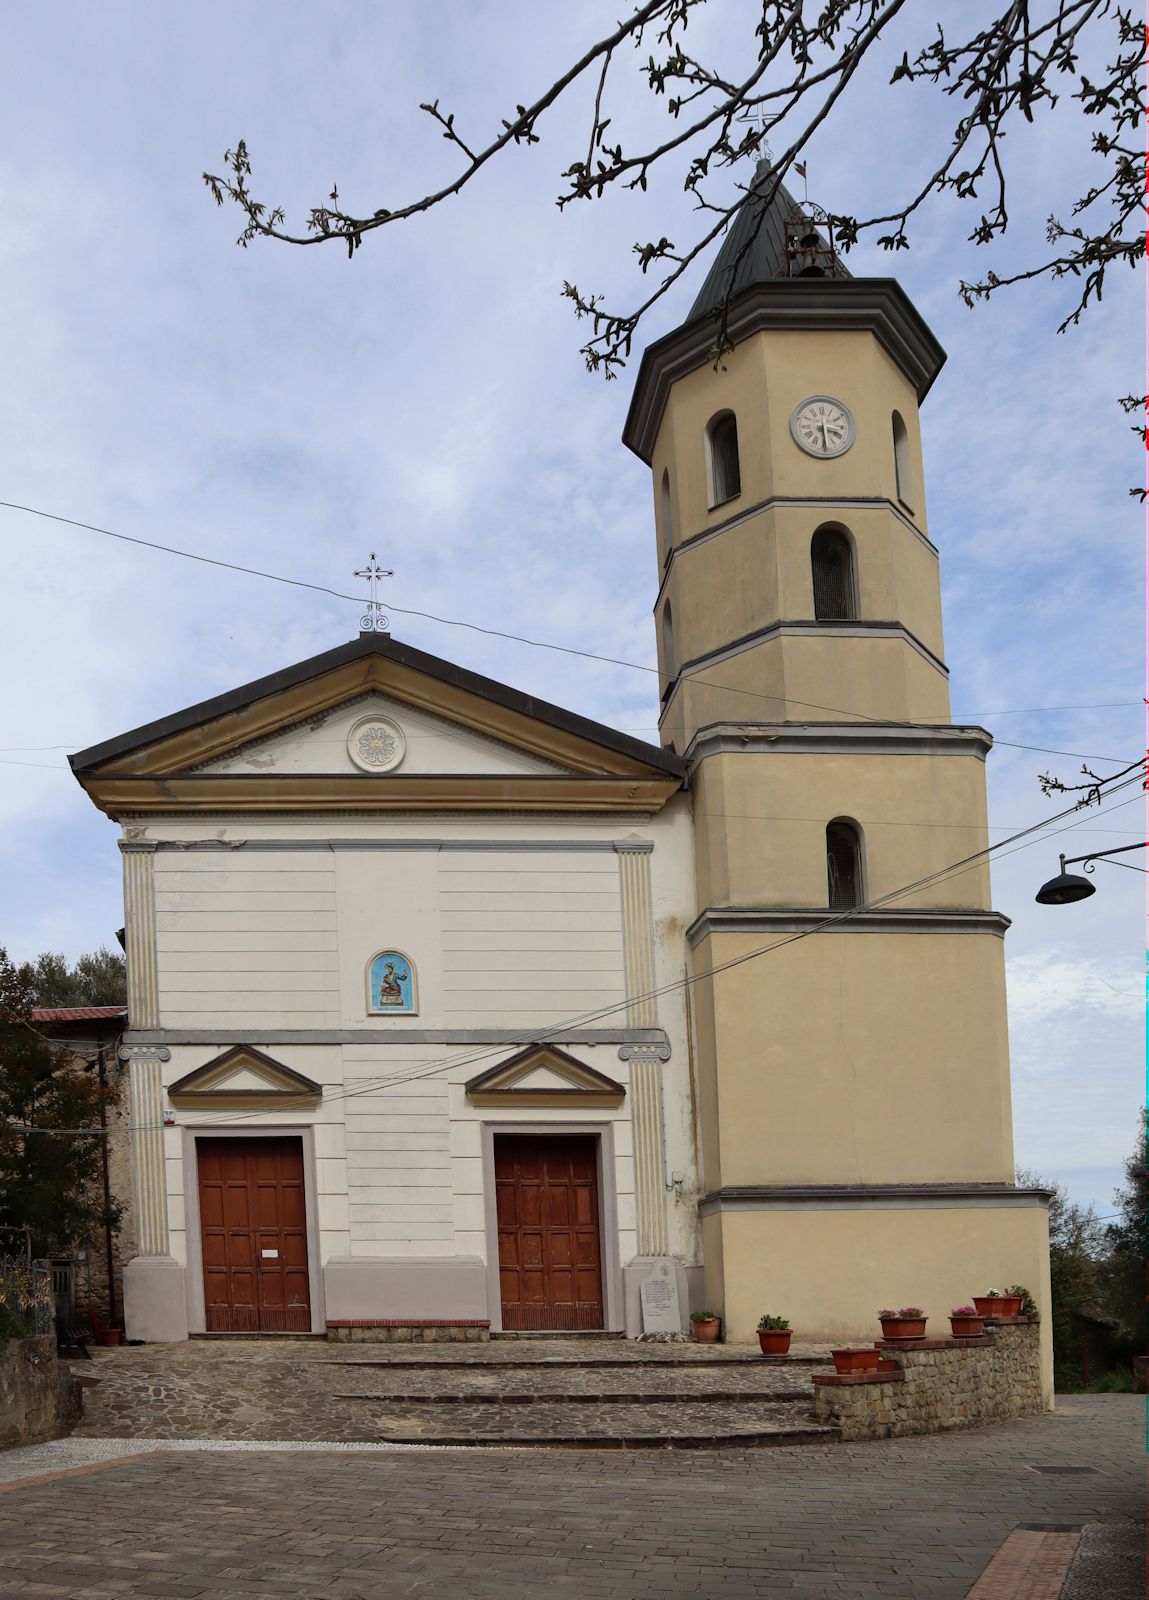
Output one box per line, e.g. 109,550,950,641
639,1258,682,1334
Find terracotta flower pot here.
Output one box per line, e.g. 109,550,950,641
691,1317,721,1344
974,1295,1023,1319
831,1347,880,1375
879,1317,927,1341
949,1316,985,1338
758,1328,792,1357
96,1328,122,1347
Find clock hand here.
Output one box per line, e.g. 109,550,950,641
819,419,828,449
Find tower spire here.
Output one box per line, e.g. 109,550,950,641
687,162,850,323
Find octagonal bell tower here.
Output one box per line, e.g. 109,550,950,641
624,171,1051,1391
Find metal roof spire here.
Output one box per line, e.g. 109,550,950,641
687,160,850,323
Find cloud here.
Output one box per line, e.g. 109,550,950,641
0,4,1139,1203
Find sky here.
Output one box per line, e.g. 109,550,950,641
0,3,1143,1218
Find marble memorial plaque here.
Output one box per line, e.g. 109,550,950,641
639,1258,682,1334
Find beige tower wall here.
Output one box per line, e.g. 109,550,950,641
702,1206,1054,1400
689,928,1015,1188
633,274,1050,1399
650,330,948,750
690,746,995,910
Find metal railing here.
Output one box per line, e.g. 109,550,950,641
0,1256,54,1338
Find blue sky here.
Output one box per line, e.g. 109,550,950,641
0,3,1142,1217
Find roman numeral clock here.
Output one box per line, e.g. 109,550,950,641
789,395,856,458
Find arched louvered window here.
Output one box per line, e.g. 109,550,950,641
660,601,675,698
811,527,857,621
660,469,674,563
892,411,913,510
826,820,864,911
707,412,741,506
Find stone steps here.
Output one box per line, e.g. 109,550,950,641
333,1353,829,1369
335,1396,839,1449
333,1387,815,1405
73,1339,841,1450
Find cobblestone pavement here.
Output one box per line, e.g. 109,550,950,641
73,1340,832,1445
0,1395,1140,1598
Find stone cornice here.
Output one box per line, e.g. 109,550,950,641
686,907,1010,948
684,721,993,768
122,1027,671,1049
699,1183,1051,1216
624,279,946,464
137,836,654,854
80,772,682,820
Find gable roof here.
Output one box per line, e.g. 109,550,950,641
32,1006,127,1024
70,632,685,818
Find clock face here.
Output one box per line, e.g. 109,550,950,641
790,396,856,459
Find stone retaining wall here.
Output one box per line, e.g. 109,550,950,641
0,1335,82,1449
813,1321,1043,1441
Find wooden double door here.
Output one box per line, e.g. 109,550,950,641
197,1137,312,1332
495,1135,605,1330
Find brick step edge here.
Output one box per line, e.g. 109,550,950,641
334,1389,819,1405
369,1427,841,1451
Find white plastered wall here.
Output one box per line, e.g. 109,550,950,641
139,790,700,1303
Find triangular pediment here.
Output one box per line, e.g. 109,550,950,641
466,1045,625,1106
168,1046,322,1106
197,692,565,778
71,634,684,819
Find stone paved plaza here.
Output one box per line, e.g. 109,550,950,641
0,1391,1140,1598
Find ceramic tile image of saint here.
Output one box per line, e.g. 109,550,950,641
368,951,416,1014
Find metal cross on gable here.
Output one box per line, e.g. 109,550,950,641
354,552,393,634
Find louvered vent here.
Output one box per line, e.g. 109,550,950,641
812,528,856,621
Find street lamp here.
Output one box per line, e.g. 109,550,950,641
1035,842,1149,905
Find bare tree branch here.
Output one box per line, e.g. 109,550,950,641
202,0,1146,371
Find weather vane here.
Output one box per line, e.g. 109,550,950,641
354,552,393,634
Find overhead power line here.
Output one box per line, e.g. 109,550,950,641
20,766,1146,1134
0,501,1139,763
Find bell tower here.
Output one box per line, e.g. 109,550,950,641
624,173,1051,1385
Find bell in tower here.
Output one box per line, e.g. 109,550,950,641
622,167,1052,1391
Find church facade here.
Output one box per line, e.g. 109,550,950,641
71,182,1052,1388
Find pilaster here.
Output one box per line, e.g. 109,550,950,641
119,1045,171,1256
615,840,670,1258
120,840,160,1029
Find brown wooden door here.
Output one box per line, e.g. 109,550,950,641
495,1135,604,1330
198,1137,311,1332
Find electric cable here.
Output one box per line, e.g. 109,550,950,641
0,501,1139,762
18,769,1145,1135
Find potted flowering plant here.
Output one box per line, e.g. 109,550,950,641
831,1347,880,1375
949,1305,985,1338
878,1306,928,1340
973,1288,1023,1318
756,1314,792,1356
690,1310,721,1344
1006,1284,1037,1319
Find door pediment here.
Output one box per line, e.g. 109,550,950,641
466,1045,625,1107
169,1046,322,1108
